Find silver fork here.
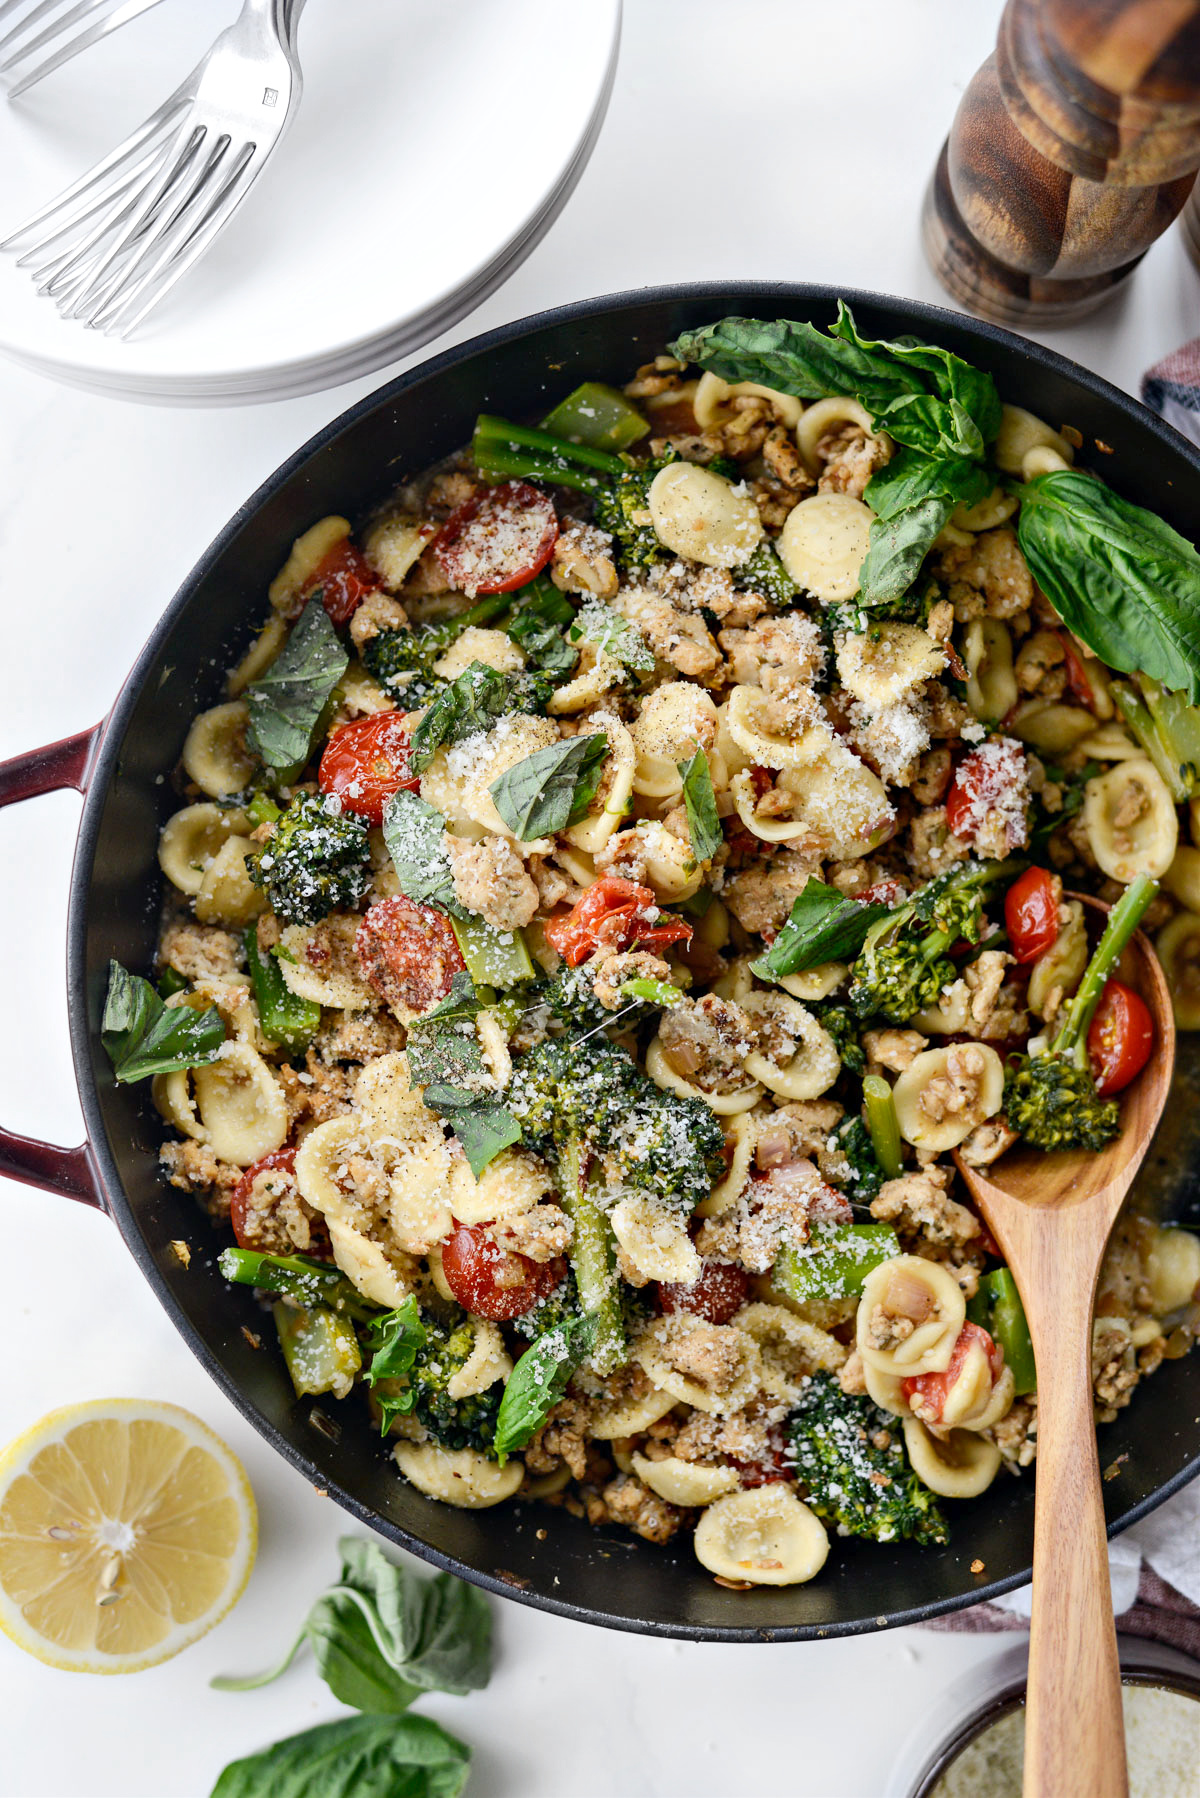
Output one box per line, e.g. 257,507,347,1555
0,0,166,99
2,0,306,335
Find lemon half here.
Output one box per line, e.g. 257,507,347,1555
0,1399,256,1673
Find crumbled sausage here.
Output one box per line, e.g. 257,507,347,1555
551,520,618,600
314,1010,407,1064
590,948,672,1010
524,1395,591,1479
937,527,1034,621
444,832,539,931
614,584,722,683
660,1321,746,1393
159,920,243,984
656,994,757,1094
990,1395,1038,1468
815,424,891,499
159,1139,242,1218
870,1165,981,1247
489,1202,572,1264
601,1474,688,1543
723,849,824,937
349,589,408,652
277,1051,356,1131
906,806,970,880
863,1028,928,1074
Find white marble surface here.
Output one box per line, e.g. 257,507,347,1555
2,3,1198,1794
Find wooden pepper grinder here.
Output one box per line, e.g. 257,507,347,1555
923,0,1200,327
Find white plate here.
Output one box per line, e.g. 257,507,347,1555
0,0,620,404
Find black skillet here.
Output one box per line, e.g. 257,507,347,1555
2,283,1198,1642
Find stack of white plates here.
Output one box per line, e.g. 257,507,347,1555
0,0,620,404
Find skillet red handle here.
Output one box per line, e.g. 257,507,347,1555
0,726,108,1212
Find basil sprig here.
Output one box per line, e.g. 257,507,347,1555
404,973,521,1175
245,597,348,772
751,878,891,982
488,733,609,839
569,599,654,673
408,663,552,773
1018,469,1200,704
101,960,224,1084
381,789,465,917
362,1297,427,1434
210,1715,470,1798
677,747,722,863
493,1315,596,1464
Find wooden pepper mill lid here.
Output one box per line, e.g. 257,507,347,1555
923,0,1200,326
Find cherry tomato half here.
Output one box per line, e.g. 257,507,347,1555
1005,866,1060,965
319,712,419,826
433,481,557,596
945,739,1027,850
542,874,693,967
1087,979,1154,1097
230,1147,299,1250
657,1260,751,1325
307,539,379,626
355,897,466,1016
440,1223,565,1321
901,1322,1002,1425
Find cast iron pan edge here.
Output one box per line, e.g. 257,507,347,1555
65,282,1200,1640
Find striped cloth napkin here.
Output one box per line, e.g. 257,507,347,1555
1142,340,1200,449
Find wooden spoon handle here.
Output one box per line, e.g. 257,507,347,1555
1024,1283,1127,1798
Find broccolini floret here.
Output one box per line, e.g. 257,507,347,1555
366,1301,501,1452
848,858,1018,1024
829,1114,887,1203
787,1372,948,1546
360,591,530,704
1003,874,1158,1152
248,791,371,925
605,1084,726,1214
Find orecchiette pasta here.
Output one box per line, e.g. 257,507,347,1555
181,702,255,799
547,640,624,716
633,1314,763,1416
645,1035,763,1115
1164,845,1200,914
962,618,1018,723
693,369,803,431
1026,900,1087,1019
740,993,841,1100
627,819,704,901
777,963,847,1002
193,836,265,928
692,1486,829,1587
563,713,637,854
392,1442,524,1508
446,1320,512,1401
836,624,945,708
1144,1225,1200,1314
588,1384,679,1440
362,513,434,590
891,1045,1004,1151
1007,699,1096,757
269,515,350,611
1075,721,1142,761
950,487,1018,532
447,1149,551,1227
734,1301,847,1402
857,1255,966,1377
433,627,525,680
900,1418,1002,1499
631,1452,739,1507
794,396,880,474
1083,759,1178,883
647,462,763,568
227,615,287,696
610,1193,701,1284
278,918,375,1009
725,684,828,769
1156,912,1200,1029
696,1113,756,1218
777,493,873,602
157,803,252,896
992,404,1075,476
327,1217,415,1309
190,1044,288,1167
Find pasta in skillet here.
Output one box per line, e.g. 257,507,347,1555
109,305,1200,1591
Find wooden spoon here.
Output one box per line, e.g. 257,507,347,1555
954,894,1175,1798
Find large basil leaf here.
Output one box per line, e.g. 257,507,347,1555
488,733,609,839
245,597,348,771
212,1535,491,1719
101,960,224,1084
1017,469,1200,703
493,1315,595,1463
381,790,466,918
858,449,993,605
408,663,551,772
671,302,1000,461
750,878,891,981
209,1714,470,1798
677,748,722,863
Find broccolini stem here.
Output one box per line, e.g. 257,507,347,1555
470,441,604,494
863,1075,903,1179
1050,875,1159,1065
219,1247,378,1322
556,1138,626,1374
473,414,626,475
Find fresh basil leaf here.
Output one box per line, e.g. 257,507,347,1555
750,878,891,980
413,970,482,1030
363,1296,426,1431
569,600,655,673
488,733,609,840
447,1100,522,1177
209,1713,471,1798
1018,469,1200,704
246,598,348,772
677,748,722,863
101,960,225,1084
506,578,578,676
671,303,1000,462
381,790,465,918
493,1315,595,1463
408,662,551,772
857,448,995,605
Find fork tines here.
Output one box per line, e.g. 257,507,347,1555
0,0,164,99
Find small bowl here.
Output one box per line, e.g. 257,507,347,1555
887,1637,1200,1797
